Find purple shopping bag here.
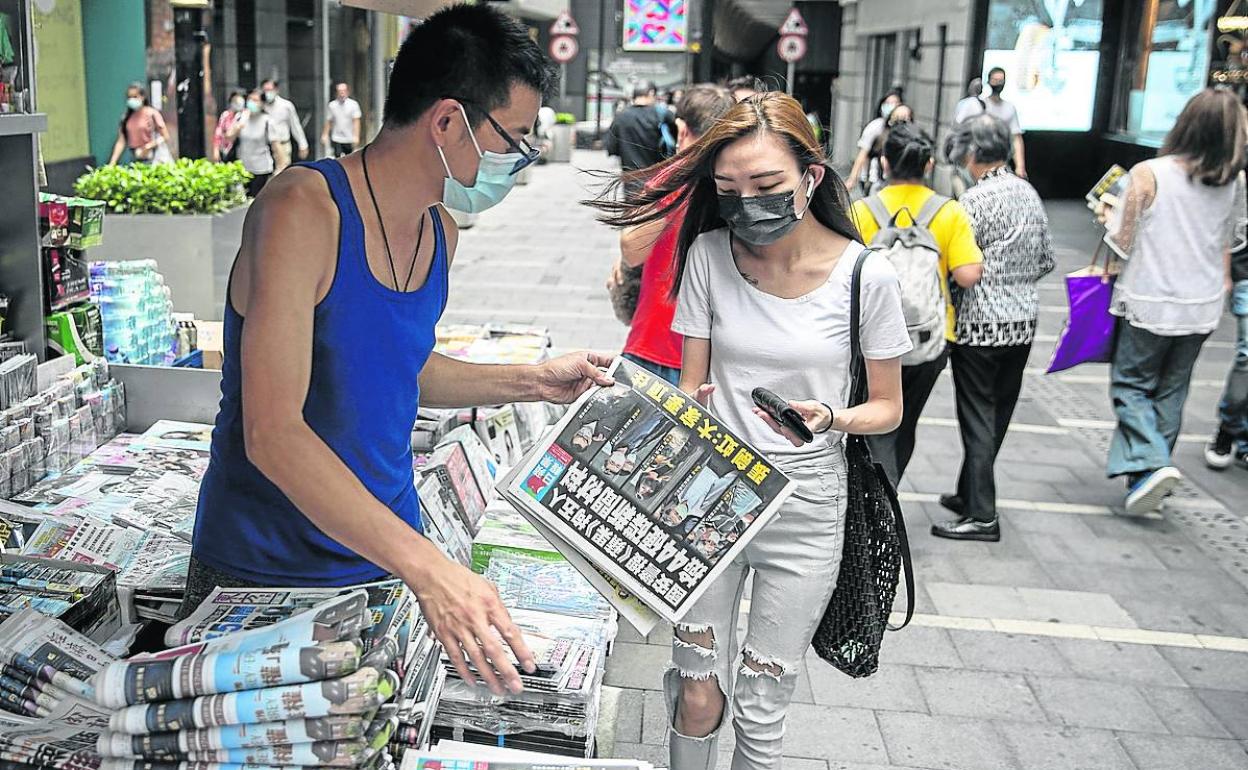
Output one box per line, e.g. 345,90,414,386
1047,245,1118,374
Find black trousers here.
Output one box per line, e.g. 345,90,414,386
246,172,271,198
950,343,1032,522
869,348,949,487
332,141,355,157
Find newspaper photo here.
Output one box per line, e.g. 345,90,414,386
0,609,114,703
161,590,372,651
498,357,795,623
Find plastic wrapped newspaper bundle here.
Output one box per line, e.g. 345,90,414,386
497,357,797,629
401,739,653,770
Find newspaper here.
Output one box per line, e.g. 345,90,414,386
0,695,112,770
0,609,114,705
161,590,372,652
94,639,366,708
107,665,399,735
96,713,373,757
498,358,795,623
1086,164,1129,208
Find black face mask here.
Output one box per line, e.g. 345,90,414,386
717,171,813,246
990,82,1005,96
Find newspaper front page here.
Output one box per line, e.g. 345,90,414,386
499,358,796,624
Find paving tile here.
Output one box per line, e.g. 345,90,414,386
874,625,962,669
948,630,1072,676
947,555,1055,589
1139,686,1233,738
876,712,1018,770
1159,647,1248,692
604,642,669,690
999,724,1135,770
607,742,669,766
1018,531,1167,570
915,668,1045,722
780,704,889,764
1197,689,1248,739
1115,597,1244,637
608,686,645,744
1029,676,1166,733
1044,564,1246,605
779,759,829,770
641,688,667,745
926,582,1137,628
1050,638,1187,687
1118,734,1248,770
806,661,927,713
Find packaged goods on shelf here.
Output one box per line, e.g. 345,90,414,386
46,304,105,365
424,442,488,537
473,405,524,468
0,552,122,641
416,474,474,568
89,260,177,366
39,194,105,250
43,247,91,312
470,503,563,574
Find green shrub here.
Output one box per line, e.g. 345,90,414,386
555,112,576,125
75,159,252,215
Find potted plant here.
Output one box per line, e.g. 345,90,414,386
74,160,253,321
550,113,576,163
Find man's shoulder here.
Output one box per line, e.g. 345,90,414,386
248,166,338,232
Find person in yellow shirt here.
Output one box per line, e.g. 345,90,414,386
851,122,983,485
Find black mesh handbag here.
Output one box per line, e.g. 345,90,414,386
811,248,915,678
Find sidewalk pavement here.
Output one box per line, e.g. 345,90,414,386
449,151,1248,770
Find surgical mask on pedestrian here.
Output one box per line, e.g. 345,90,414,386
230,98,245,111
263,91,276,103
126,97,143,110
880,102,896,119
718,170,815,246
990,82,1005,96
246,100,261,113
437,105,524,214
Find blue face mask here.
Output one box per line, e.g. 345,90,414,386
437,106,525,214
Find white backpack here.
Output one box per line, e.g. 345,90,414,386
861,194,950,365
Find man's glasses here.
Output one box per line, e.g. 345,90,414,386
448,97,541,176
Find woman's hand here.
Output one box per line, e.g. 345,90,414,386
752,400,831,447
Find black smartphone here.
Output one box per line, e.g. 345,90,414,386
751,387,814,444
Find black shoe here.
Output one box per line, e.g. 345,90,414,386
932,516,1000,542
939,494,964,515
1206,428,1236,470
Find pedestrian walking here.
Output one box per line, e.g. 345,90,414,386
107,83,174,166
1102,88,1247,515
227,90,281,197
954,68,1027,179
604,81,678,182
853,122,984,486
261,78,309,172
934,114,1055,541
610,83,736,384
189,3,608,700
1206,201,1248,470
590,91,911,770
845,90,908,195
322,82,362,158
212,90,246,163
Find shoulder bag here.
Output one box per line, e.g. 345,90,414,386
810,248,915,678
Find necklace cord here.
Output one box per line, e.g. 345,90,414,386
362,145,426,292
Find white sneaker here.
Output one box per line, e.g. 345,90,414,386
1124,467,1182,516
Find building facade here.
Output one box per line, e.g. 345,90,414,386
834,0,1245,198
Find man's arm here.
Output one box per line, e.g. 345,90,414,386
321,115,332,150
352,117,361,146
419,351,614,409
236,172,532,695
1012,134,1027,179
287,101,310,157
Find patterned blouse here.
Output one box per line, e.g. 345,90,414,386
953,166,1055,346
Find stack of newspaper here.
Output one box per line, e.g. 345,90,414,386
7,420,213,624
168,580,445,764
401,739,655,770
93,591,400,770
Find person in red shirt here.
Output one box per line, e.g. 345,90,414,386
611,84,737,383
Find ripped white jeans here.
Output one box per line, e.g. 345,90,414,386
666,445,847,770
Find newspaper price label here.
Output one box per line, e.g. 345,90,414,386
777,35,807,63
550,10,579,36
550,35,579,64
779,7,808,36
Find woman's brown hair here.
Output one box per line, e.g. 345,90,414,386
586,92,859,299
1161,88,1247,186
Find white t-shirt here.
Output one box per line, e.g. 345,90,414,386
955,96,1023,135
327,97,362,143
671,229,912,457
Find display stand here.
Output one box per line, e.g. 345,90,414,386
0,0,47,358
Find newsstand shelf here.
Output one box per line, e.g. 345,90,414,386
0,113,47,136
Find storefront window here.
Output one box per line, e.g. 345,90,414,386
1114,0,1216,144
981,0,1106,131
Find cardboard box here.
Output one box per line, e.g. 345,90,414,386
193,320,224,370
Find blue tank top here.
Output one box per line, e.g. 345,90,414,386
192,158,448,585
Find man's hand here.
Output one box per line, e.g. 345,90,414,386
532,352,615,403
411,557,535,696
298,145,310,160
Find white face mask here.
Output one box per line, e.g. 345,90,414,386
437,105,525,214
881,102,897,119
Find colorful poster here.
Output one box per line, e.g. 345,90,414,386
623,0,687,52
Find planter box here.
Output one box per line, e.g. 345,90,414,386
550,124,574,163
88,203,250,321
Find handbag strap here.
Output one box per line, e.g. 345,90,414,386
849,248,916,631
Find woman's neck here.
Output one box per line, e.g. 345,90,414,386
888,178,925,186
740,215,837,269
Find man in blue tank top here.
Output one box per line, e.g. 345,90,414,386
189,4,613,697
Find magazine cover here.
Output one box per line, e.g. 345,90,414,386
498,358,795,624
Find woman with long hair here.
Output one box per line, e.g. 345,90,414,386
1103,88,1247,514
227,89,282,197
588,92,911,770
845,88,905,195
107,83,174,165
